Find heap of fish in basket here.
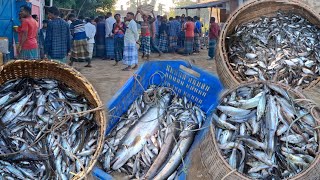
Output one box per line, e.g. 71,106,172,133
99,85,206,179
213,82,319,179
227,11,320,88
0,78,98,179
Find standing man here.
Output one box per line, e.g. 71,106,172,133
85,17,96,67
208,17,220,60
168,17,178,53
154,15,161,46
95,16,106,59
193,16,201,53
38,20,48,59
44,6,70,63
149,15,162,56
158,16,169,53
15,5,39,60
112,14,126,66
183,16,195,55
68,14,90,67
122,12,139,71
105,12,116,60
135,10,155,60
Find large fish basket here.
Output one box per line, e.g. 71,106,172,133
199,81,320,180
0,60,106,179
92,60,223,179
216,0,320,90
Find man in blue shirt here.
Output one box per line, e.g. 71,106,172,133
44,6,70,63
193,16,202,53
168,17,179,53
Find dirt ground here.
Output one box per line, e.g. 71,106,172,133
72,49,216,179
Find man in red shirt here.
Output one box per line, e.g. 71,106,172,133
208,17,220,60
16,5,39,60
183,16,195,55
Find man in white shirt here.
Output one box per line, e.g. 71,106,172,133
122,12,139,71
85,17,96,67
105,12,116,60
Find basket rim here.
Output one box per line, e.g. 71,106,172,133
211,80,320,180
218,0,320,89
0,60,106,179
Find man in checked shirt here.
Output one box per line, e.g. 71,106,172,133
44,6,71,63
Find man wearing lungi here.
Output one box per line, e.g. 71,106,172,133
135,10,156,60
105,12,116,60
208,17,220,60
168,17,179,53
68,14,91,67
85,17,96,66
95,16,106,59
112,14,126,66
193,16,201,53
122,12,139,71
183,16,195,55
16,5,39,60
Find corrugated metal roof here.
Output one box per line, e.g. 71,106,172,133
176,0,227,9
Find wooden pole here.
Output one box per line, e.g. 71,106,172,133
210,7,213,17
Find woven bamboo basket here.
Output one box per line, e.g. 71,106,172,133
199,81,320,180
216,0,320,91
0,60,106,179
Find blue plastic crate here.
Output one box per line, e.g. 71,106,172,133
93,60,223,180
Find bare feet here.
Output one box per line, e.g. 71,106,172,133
113,61,118,66
132,64,138,70
122,66,131,71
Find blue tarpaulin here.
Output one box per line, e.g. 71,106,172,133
0,0,30,58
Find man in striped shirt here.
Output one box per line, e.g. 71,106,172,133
68,14,91,67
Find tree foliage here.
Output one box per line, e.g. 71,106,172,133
45,0,115,16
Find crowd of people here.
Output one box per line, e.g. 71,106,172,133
14,5,221,70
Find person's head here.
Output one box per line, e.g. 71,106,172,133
169,17,173,21
78,15,85,21
187,16,192,21
68,14,76,22
142,14,148,22
162,15,167,22
181,14,185,18
32,14,38,21
42,20,48,28
157,15,161,19
106,12,112,18
114,14,121,22
175,16,180,20
126,12,134,21
47,6,60,19
85,17,91,23
193,16,198,21
98,16,104,22
19,5,31,18
210,17,215,23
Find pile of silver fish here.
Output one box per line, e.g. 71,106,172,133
0,78,98,179
227,11,320,88
213,82,319,179
99,86,206,179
